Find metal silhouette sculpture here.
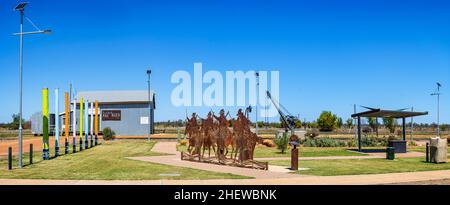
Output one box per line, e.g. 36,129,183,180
182,109,267,170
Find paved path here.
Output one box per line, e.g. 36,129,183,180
129,141,296,179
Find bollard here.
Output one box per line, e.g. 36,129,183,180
95,135,98,146
8,147,12,170
80,137,83,151
85,137,89,149
29,144,33,165
55,140,60,157
65,138,69,155
73,137,77,153
426,142,429,163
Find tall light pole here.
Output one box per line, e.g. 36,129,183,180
147,69,152,141
255,72,259,136
431,83,442,137
13,2,52,168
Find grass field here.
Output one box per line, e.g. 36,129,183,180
177,144,367,158
0,140,248,180
253,146,367,158
269,157,450,176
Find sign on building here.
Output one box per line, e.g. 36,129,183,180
102,110,121,121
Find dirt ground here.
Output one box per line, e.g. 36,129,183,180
0,136,102,157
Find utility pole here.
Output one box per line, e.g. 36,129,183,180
431,83,442,137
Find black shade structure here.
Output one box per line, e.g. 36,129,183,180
351,108,428,152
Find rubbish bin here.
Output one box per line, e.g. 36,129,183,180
386,147,395,160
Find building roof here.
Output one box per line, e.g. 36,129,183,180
76,90,155,105
351,108,428,119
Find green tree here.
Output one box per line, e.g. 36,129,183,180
317,111,338,131
336,117,343,129
346,118,353,128
295,119,302,128
9,114,24,130
367,117,379,135
383,118,397,134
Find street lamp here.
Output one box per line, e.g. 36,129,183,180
255,72,259,136
14,2,51,168
431,82,442,137
147,69,152,141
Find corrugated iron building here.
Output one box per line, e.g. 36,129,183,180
32,90,155,136
73,90,155,136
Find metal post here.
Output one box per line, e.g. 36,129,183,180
42,88,49,160
8,147,13,170
79,98,83,151
402,118,406,141
410,107,414,142
147,70,152,140
72,99,77,153
29,144,33,165
437,91,440,137
90,102,94,148
255,72,259,136
65,92,69,154
425,142,429,163
84,100,89,149
354,104,357,143
54,88,59,157
18,9,24,168
357,116,362,152
94,101,99,146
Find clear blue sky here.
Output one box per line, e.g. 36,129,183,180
0,0,449,124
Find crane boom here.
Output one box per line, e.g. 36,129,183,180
266,91,297,135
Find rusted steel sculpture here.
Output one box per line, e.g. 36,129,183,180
181,109,267,170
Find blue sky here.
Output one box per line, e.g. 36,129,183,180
0,0,449,124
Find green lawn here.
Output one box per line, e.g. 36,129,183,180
253,146,367,158
269,157,450,176
0,140,249,180
408,146,450,153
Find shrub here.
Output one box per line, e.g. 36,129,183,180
408,141,417,146
360,135,388,147
305,128,320,138
102,127,116,141
262,139,276,147
303,137,346,147
317,111,338,131
274,132,289,153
